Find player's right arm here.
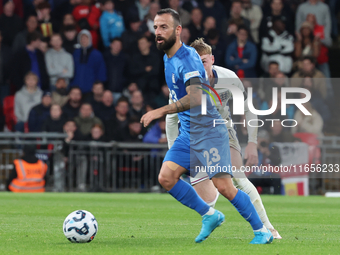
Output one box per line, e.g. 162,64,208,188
140,79,202,127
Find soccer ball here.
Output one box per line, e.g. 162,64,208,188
63,210,98,243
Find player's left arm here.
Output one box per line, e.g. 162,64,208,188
140,79,202,127
243,90,259,167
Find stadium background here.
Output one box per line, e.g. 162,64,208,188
0,0,340,194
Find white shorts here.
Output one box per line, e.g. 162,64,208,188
190,126,242,186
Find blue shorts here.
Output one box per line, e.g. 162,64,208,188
163,130,233,178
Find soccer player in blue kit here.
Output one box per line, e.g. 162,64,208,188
140,8,273,244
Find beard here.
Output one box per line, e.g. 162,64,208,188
156,31,176,51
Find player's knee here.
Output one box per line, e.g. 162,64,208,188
215,182,237,200
158,173,173,190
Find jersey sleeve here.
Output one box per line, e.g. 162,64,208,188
179,51,205,86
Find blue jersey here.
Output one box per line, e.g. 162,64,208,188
164,44,222,141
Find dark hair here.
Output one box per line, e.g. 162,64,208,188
237,24,248,33
69,86,82,94
232,0,242,5
63,25,77,32
157,8,181,27
116,96,129,106
138,36,149,42
25,14,37,23
110,37,122,44
26,31,42,44
129,115,141,125
93,80,104,87
37,2,51,10
302,56,316,64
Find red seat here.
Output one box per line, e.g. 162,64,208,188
3,96,16,131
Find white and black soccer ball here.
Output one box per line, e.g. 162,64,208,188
63,210,98,243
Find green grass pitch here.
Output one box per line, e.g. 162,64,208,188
0,193,339,255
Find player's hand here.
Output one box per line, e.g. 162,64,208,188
140,109,164,127
244,142,258,167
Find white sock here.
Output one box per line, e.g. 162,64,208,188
233,177,274,230
254,225,268,233
207,190,219,208
203,207,215,216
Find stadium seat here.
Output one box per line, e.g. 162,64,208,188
3,96,16,131
293,133,321,164
293,133,319,146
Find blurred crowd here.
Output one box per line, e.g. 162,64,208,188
0,0,339,147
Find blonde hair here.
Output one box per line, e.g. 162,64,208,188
190,38,212,56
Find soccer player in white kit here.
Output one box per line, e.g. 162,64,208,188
165,38,282,239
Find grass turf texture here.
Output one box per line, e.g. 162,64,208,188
0,193,339,255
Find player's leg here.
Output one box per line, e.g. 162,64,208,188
159,161,225,243
211,174,273,244
191,171,219,207
231,147,282,239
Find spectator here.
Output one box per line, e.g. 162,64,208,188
38,37,48,53
223,19,238,46
181,27,191,45
153,84,169,108
291,56,327,99
121,15,148,54
72,0,101,48
62,86,82,119
225,25,257,78
227,0,250,30
104,38,127,100
259,0,293,41
187,8,203,43
71,29,107,94
202,16,216,38
95,90,115,122
143,116,167,144
301,77,331,122
45,33,74,88
74,103,103,136
61,25,78,54
99,0,125,48
0,0,23,18
7,144,47,193
241,0,262,43
145,2,160,34
63,119,84,152
294,21,320,71
53,0,81,24
306,13,332,80
90,124,105,141
84,81,104,114
128,36,160,98
42,104,66,132
261,17,294,74
169,0,190,27
12,15,38,54
28,91,52,132
198,0,226,29
104,96,129,141
295,0,331,40
131,0,150,21
52,78,69,107
205,29,225,67
269,120,296,143
122,115,143,142
36,2,58,38
0,0,22,48
14,72,43,131
11,31,50,91
62,13,76,28
129,90,147,119
292,102,323,136
122,81,138,101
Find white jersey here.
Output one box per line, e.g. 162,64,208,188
166,65,258,149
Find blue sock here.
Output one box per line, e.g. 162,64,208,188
168,179,210,216
230,189,263,231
